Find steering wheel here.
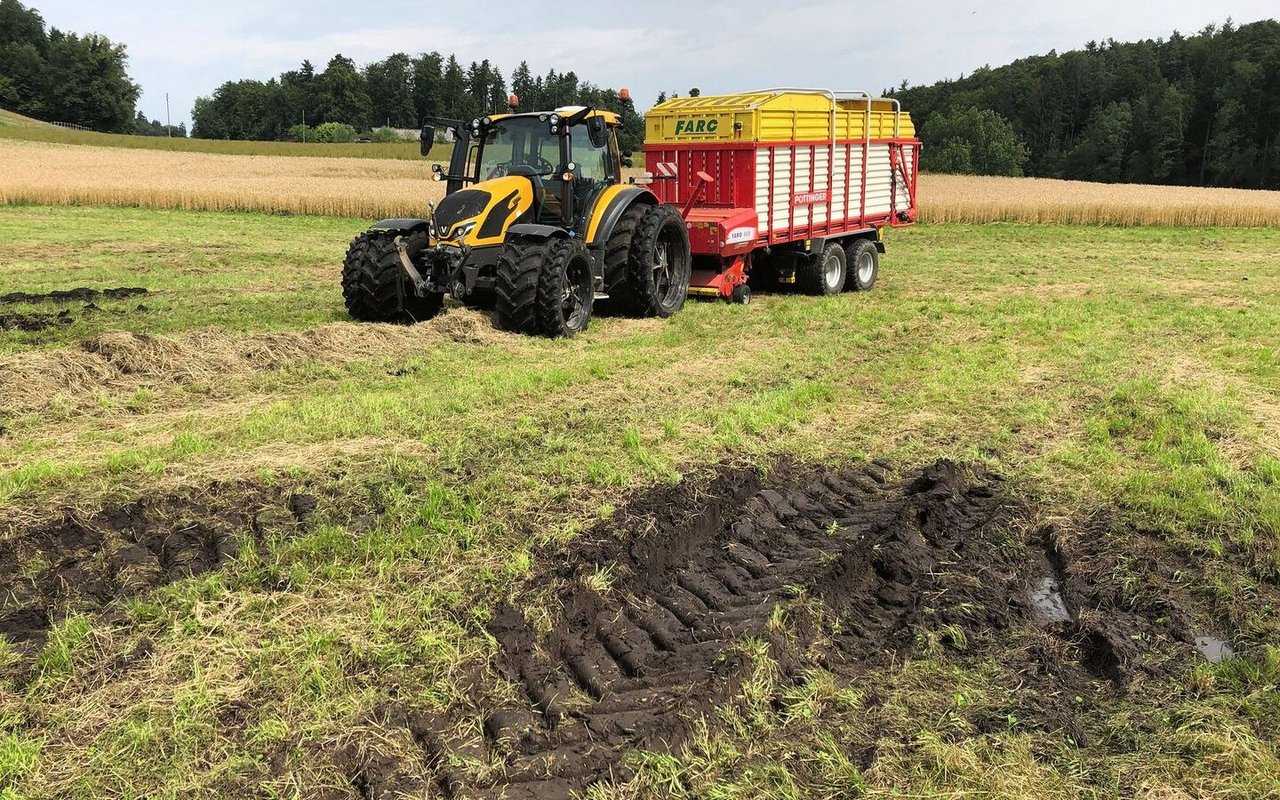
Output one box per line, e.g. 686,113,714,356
526,154,556,174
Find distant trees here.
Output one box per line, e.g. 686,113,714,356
192,51,644,151
892,19,1280,188
0,0,140,132
920,107,1028,176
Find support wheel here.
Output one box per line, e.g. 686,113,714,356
341,231,443,323
628,204,692,318
796,241,847,296
844,239,880,292
537,239,594,338
494,236,551,334
731,284,752,305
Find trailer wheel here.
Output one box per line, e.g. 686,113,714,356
844,239,880,292
628,204,692,318
797,242,847,296
731,284,752,305
342,231,443,323
600,204,649,315
537,239,594,338
494,236,552,334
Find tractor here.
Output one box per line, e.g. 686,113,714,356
341,98,693,338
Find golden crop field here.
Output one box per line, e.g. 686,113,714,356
3,138,1280,225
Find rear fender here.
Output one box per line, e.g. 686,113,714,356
585,187,659,247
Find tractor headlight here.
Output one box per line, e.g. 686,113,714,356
447,220,477,241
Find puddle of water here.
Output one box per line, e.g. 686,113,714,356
1195,635,1236,663
1029,576,1071,625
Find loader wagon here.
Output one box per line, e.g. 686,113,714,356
643,89,921,300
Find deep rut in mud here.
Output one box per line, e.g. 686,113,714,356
0,488,314,652
361,461,1033,799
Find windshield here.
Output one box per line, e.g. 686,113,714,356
477,117,559,180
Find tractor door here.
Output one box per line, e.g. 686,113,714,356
566,125,614,234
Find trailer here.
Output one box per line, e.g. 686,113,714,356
643,88,921,302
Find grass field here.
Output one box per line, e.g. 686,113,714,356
1,206,1278,799
4,138,1280,225
0,107,446,160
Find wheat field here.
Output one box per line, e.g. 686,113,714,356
3,138,1280,225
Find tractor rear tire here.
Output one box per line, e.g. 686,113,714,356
600,204,649,315
342,231,443,323
797,242,847,296
628,204,692,318
494,236,551,334
844,239,880,291
537,239,594,338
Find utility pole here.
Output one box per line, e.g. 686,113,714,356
166,93,171,137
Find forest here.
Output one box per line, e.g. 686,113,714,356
892,19,1280,189
190,55,645,150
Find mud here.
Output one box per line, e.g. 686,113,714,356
309,459,1156,799
0,486,316,656
0,287,148,305
0,310,73,332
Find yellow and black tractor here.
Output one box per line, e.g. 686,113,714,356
341,102,692,337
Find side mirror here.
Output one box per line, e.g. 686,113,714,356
420,125,435,157
586,115,608,148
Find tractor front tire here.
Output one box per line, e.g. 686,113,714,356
342,231,443,323
600,204,649,315
494,236,550,335
797,242,847,296
537,239,595,338
628,204,692,318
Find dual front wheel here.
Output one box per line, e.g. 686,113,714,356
495,203,692,338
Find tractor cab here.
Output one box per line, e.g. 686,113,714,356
425,107,624,238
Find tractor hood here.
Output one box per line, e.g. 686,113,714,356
433,176,534,249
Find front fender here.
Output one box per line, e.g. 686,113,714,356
370,218,431,234
586,186,658,246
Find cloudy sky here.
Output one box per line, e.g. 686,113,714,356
31,0,1280,127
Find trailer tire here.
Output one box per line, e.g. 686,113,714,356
628,204,692,318
494,236,552,334
797,242,846,296
844,239,880,292
342,231,443,323
600,204,649,315
537,239,594,338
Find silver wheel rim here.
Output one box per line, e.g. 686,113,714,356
857,251,875,284
824,253,842,290
654,241,674,299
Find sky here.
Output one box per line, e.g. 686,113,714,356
30,0,1280,128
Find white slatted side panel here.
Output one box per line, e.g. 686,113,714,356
811,148,830,226
792,148,812,229
864,144,893,217
831,147,848,222
755,148,772,231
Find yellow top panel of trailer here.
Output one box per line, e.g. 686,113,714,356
646,90,916,144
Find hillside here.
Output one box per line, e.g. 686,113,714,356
892,19,1280,189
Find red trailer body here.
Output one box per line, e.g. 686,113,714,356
643,89,922,299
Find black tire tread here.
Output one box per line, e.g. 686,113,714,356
536,239,594,338
494,237,550,334
341,231,443,323
601,204,649,315
796,242,846,296
628,204,692,318
844,238,880,292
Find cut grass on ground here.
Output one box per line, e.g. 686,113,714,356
0,208,1278,799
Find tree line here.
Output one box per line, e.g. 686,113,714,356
0,0,139,132
891,18,1280,189
191,54,645,150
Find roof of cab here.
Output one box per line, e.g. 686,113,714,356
486,106,622,126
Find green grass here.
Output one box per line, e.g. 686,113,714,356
0,109,449,159
0,209,1278,798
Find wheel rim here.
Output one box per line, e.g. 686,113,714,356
653,240,674,299
561,260,590,329
824,252,843,290
857,251,875,284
